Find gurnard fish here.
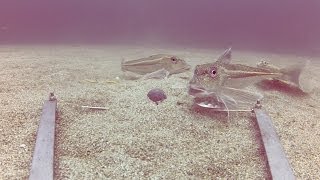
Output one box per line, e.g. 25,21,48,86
121,54,191,80
188,48,282,113
189,47,308,114
256,59,307,91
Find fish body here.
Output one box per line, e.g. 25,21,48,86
188,48,277,112
121,54,191,75
189,48,281,94
189,47,308,113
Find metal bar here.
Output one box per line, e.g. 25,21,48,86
253,107,295,180
212,109,252,112
29,94,57,180
81,105,108,110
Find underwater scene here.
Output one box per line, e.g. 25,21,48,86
1,1,320,179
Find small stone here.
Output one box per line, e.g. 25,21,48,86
19,144,28,151
20,144,26,148
147,88,167,105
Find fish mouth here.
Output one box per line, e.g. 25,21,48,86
184,64,191,70
188,82,209,97
178,65,191,72
189,83,226,109
173,65,191,74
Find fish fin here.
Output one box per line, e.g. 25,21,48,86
142,68,170,80
219,94,237,109
221,87,263,109
218,94,241,120
218,96,230,120
279,61,307,88
216,47,232,64
122,71,143,80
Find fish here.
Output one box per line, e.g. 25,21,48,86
256,59,307,90
189,48,281,94
121,54,191,79
188,47,280,113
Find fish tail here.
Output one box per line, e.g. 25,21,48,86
280,60,308,88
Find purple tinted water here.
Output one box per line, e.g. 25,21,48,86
0,0,319,54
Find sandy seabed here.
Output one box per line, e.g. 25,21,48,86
0,45,319,179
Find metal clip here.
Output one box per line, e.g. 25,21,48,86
254,100,262,109
49,92,56,101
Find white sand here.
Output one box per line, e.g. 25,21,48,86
0,45,319,179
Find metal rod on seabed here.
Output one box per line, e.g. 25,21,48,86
81,106,108,110
253,100,295,180
214,109,252,112
29,93,57,180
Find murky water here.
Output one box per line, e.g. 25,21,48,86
1,0,320,54
1,1,320,179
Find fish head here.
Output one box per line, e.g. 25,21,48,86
161,55,191,74
189,62,227,94
256,59,269,68
256,59,273,71
188,47,232,93
256,59,280,72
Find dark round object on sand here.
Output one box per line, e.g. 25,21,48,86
147,88,167,105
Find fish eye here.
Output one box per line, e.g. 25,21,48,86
171,57,177,63
260,60,268,66
209,67,217,78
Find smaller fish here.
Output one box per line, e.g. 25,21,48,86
256,59,307,89
121,54,191,79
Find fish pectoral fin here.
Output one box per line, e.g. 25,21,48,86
221,87,263,108
142,68,170,80
122,71,143,80
219,94,237,109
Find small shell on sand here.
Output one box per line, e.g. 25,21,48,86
147,88,167,105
